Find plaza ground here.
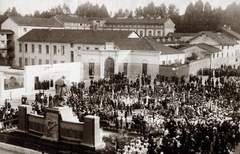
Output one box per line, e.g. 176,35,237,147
1,85,240,153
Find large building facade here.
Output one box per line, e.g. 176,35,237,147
188,31,240,67
1,16,64,67
103,18,175,37
0,30,14,65
18,29,185,80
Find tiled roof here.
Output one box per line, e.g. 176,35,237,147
54,15,90,24
18,29,134,44
114,37,184,54
215,27,240,40
114,38,156,51
88,17,106,21
105,18,169,25
166,32,199,38
189,31,238,45
180,43,221,54
8,16,63,27
145,38,184,54
0,15,7,24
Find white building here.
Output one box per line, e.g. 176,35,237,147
1,16,64,66
188,31,240,67
18,29,185,80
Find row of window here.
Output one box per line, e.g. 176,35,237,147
19,57,65,67
65,23,91,26
110,25,163,28
162,59,182,65
212,50,240,58
139,30,162,37
19,43,99,54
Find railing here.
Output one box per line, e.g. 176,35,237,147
0,118,18,133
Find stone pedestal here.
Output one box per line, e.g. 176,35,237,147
82,115,105,150
41,107,60,141
17,105,32,133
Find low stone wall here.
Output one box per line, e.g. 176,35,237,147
0,142,42,154
17,105,105,150
60,121,84,143
28,114,45,136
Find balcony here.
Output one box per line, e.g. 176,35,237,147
7,51,15,58
7,45,15,50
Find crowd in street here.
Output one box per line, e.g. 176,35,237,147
12,65,240,154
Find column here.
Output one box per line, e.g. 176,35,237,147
115,52,119,74
100,54,104,79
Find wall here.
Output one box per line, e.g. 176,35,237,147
60,121,84,143
189,34,219,46
28,114,45,136
1,18,63,67
189,58,210,75
180,46,206,59
24,62,83,92
0,67,25,103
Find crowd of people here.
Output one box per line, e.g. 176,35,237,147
12,65,240,153
0,99,18,130
34,79,53,90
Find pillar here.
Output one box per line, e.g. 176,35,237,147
82,115,105,150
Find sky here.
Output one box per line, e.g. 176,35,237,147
0,0,239,16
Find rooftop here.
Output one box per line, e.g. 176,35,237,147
105,18,170,25
166,32,199,38
54,15,91,24
114,37,184,54
7,16,63,27
214,26,240,40
18,29,136,44
180,43,221,54
189,31,238,46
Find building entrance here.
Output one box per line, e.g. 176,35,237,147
104,58,114,79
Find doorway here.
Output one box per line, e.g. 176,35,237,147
105,58,114,79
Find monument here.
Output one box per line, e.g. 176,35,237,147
17,104,105,150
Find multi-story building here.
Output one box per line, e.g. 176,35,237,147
102,17,175,37
18,29,184,80
0,30,14,65
53,15,92,30
187,31,240,67
1,16,64,66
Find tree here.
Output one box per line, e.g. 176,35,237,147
100,4,110,18
155,3,167,18
134,6,143,17
3,7,11,16
113,9,126,18
184,2,195,26
187,52,198,61
34,10,41,18
11,7,18,16
40,11,54,18
128,11,133,18
167,4,181,30
143,2,156,18
75,2,93,17
4,7,21,16
63,3,71,14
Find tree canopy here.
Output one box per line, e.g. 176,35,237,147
3,1,240,33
